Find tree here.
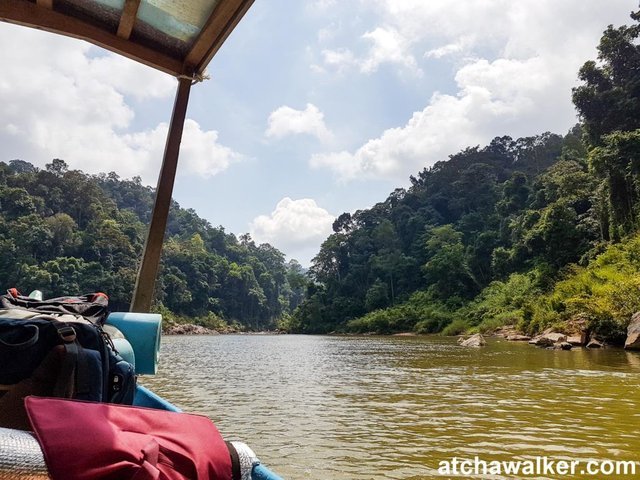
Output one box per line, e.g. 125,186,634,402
45,159,69,177
422,225,478,300
8,160,37,175
0,187,37,220
589,130,640,238
45,213,78,256
573,11,640,146
285,259,307,310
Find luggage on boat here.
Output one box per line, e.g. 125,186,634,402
0,289,136,430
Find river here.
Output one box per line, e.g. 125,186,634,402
140,335,640,479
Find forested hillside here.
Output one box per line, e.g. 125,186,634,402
0,159,306,330
290,12,640,342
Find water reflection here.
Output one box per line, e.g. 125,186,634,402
141,335,640,479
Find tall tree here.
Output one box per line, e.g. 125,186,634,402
573,11,640,146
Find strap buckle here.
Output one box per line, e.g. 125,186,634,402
57,325,77,343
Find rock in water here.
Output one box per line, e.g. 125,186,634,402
566,335,586,346
506,334,531,341
625,312,640,350
529,332,567,347
460,333,486,347
165,324,219,335
529,336,555,347
586,338,603,349
544,332,567,343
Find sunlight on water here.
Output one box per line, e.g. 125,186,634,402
141,335,640,479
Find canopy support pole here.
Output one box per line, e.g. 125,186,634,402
130,77,192,313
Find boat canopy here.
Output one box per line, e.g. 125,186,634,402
0,0,254,78
0,0,255,313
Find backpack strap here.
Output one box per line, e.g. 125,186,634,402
51,323,77,398
49,321,91,398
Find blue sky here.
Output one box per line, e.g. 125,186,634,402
0,1,635,265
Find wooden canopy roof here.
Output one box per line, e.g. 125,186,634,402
0,0,254,78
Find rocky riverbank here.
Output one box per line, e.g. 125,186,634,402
457,313,640,351
164,323,221,335
164,323,286,335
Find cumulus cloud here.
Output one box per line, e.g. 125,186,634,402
250,198,335,264
265,103,333,142
360,27,420,74
319,28,419,75
318,48,357,73
0,24,241,184
122,119,242,179
424,37,472,59
312,0,633,182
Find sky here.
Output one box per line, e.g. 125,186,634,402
0,0,636,266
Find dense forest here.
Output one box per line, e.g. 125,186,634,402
289,12,640,342
0,159,306,331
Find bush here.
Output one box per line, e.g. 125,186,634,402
415,309,454,333
441,318,471,336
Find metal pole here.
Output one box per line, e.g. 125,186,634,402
130,77,192,312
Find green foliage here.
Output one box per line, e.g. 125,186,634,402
588,130,640,238
0,159,299,329
441,319,471,336
572,11,640,146
293,131,569,334
462,273,538,328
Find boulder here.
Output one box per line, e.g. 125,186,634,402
558,342,573,350
567,334,586,346
624,312,640,350
459,333,486,347
545,332,567,343
529,336,556,348
586,338,603,349
495,326,518,338
165,324,219,335
506,334,532,342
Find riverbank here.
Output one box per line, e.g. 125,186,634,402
456,316,640,352
164,323,286,335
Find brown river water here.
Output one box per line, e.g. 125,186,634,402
141,335,640,479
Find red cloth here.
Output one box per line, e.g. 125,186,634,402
25,396,232,480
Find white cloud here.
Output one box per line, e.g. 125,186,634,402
319,29,420,75
265,103,333,142
0,24,241,184
85,54,176,100
425,37,472,59
360,27,420,74
319,48,357,72
311,55,567,181
311,0,633,182
250,198,335,264
123,119,242,179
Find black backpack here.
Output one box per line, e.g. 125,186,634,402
0,290,136,429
